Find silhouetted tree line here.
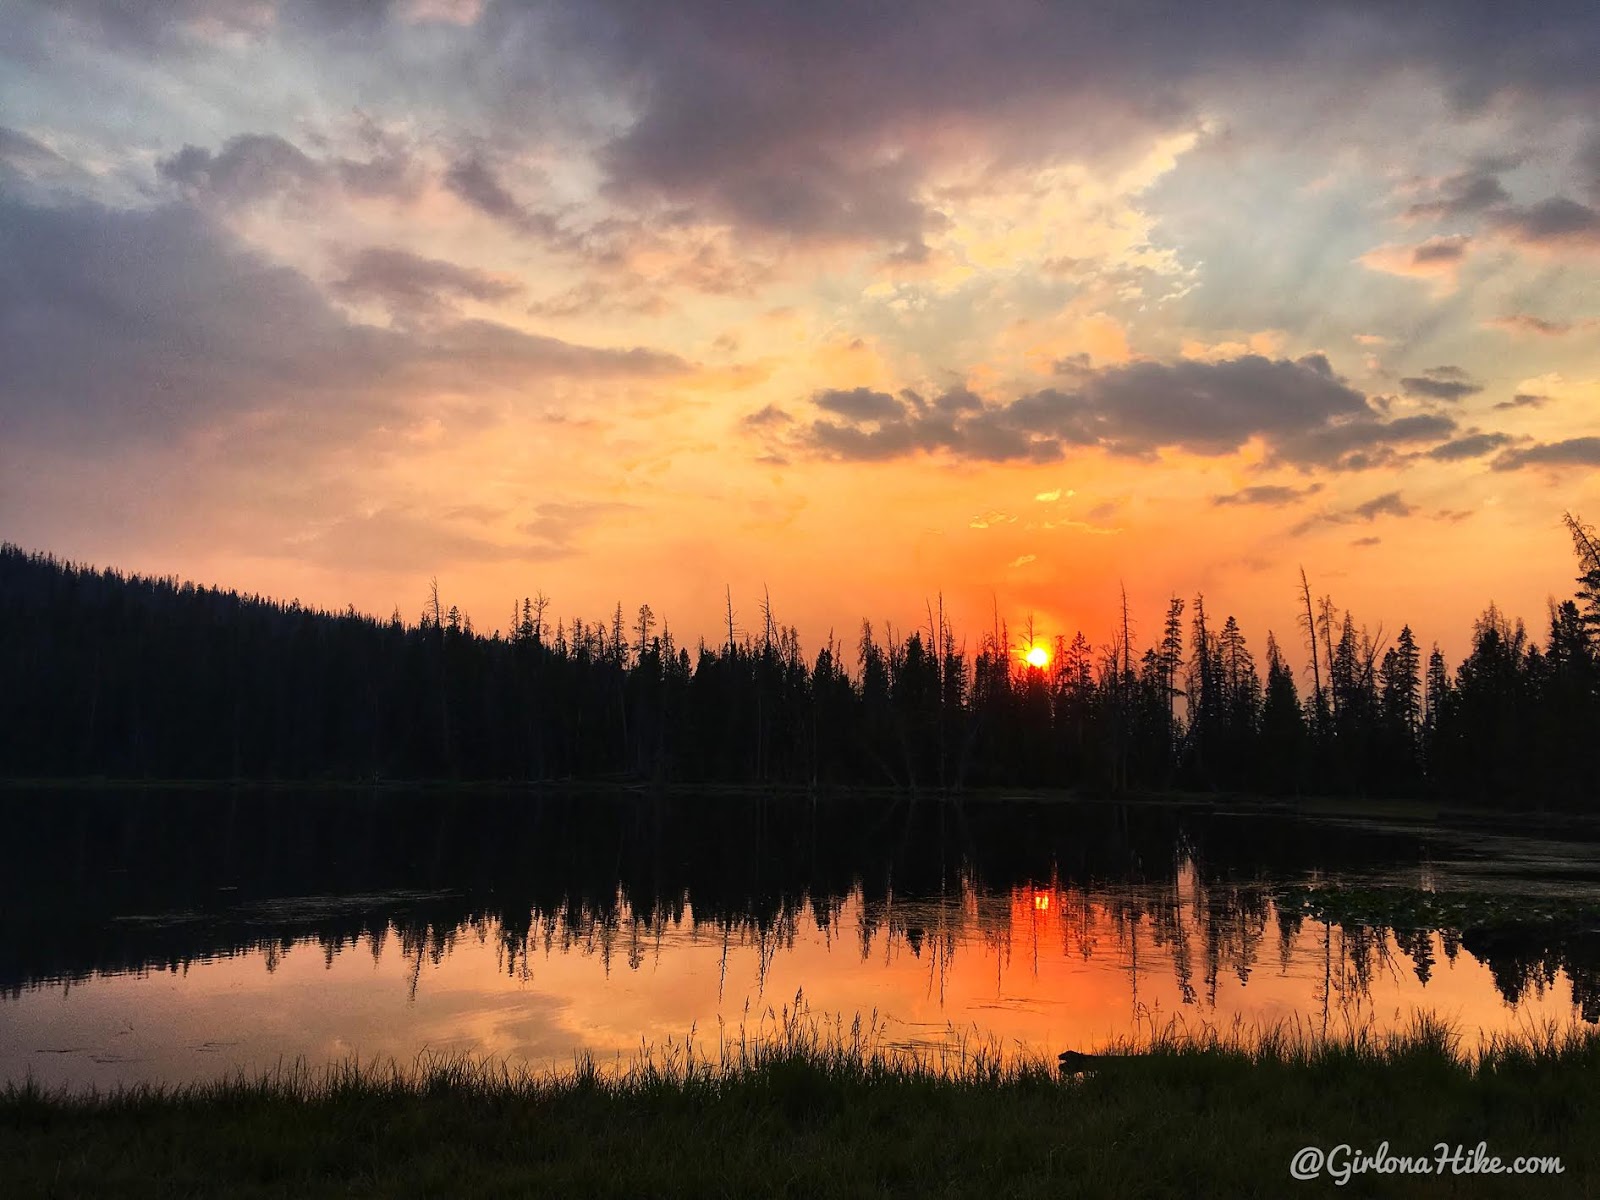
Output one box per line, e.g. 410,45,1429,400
3,514,1598,806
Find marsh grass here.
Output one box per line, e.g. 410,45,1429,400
5,996,1599,1198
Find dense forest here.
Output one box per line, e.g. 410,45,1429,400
2,515,1598,806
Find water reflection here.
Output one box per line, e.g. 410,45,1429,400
2,790,1595,1089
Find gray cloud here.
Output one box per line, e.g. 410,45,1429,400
1410,235,1471,264
742,403,793,428
1351,491,1414,520
549,1,1600,248
161,134,319,199
1029,354,1369,455
443,155,567,243
1492,437,1600,470
0,191,393,447
11,0,406,52
1400,367,1482,401
159,131,419,207
0,126,68,174
333,246,523,318
417,319,686,376
1268,412,1457,470
1427,431,1512,460
1351,535,1382,547
1211,483,1324,507
1289,490,1415,536
1405,169,1509,220
0,188,690,451
789,354,1452,469
1494,392,1549,410
814,388,905,423
1583,132,1600,202
14,0,1600,255
1489,197,1600,248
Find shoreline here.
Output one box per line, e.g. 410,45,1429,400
5,1023,1595,1198
5,776,1597,836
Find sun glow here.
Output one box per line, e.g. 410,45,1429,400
1025,644,1050,669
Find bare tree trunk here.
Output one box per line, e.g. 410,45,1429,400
1298,567,1322,731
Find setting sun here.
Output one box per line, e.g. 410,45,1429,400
1025,644,1050,669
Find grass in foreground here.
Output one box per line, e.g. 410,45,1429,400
4,1002,1599,1199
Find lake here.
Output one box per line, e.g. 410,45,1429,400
3,790,1598,1091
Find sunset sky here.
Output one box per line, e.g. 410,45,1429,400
4,1,1598,664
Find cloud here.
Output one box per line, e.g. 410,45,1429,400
160,134,315,199
1411,239,1470,264
159,131,419,207
1583,132,1600,202
788,354,1459,470
405,319,690,384
1404,169,1509,221
742,403,793,428
814,387,905,423
333,246,523,319
969,510,1018,530
1400,366,1482,401
10,0,425,53
1494,392,1549,410
1486,314,1590,337
1268,412,1457,471
1007,554,1037,568
1351,536,1382,547
443,155,567,243
0,188,690,452
14,0,1600,274
1426,432,1512,460
257,496,642,577
8,0,271,51
514,499,640,559
402,0,483,25
1291,490,1415,536
0,126,69,176
538,0,1600,251
1351,492,1414,521
1488,197,1600,249
1492,437,1600,471
1211,483,1323,507
526,278,671,319
283,507,529,572
1359,235,1471,286
0,191,393,448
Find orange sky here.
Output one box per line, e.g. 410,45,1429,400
3,1,1599,671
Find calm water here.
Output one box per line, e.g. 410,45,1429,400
3,791,1598,1090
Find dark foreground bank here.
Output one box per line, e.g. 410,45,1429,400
4,1018,1597,1199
